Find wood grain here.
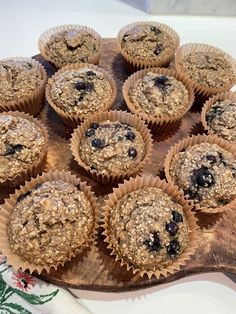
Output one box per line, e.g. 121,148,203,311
1,38,236,292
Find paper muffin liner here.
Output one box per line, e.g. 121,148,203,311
46,63,117,128
0,57,47,115
70,110,153,184
117,21,180,70
0,170,99,274
101,175,199,279
38,24,102,69
0,111,49,187
123,67,195,132
175,43,236,97
201,91,236,142
164,134,236,213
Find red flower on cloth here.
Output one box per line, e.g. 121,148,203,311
12,270,35,291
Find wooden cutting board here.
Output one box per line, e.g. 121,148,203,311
1,38,236,292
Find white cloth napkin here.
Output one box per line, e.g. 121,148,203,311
0,253,91,314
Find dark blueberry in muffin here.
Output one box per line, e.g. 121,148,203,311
154,44,164,55
206,154,217,163
17,190,32,203
206,105,224,123
150,26,161,35
183,189,199,200
128,147,137,158
166,221,179,236
172,211,183,223
153,75,169,91
192,167,215,188
75,81,87,91
167,239,181,257
91,138,103,148
86,70,96,76
126,131,136,141
90,122,99,129
143,231,161,252
4,144,24,156
85,82,94,92
85,128,95,137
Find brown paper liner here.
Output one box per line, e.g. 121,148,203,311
201,91,236,142
175,43,236,97
70,110,153,184
123,67,195,132
0,170,98,274
0,111,49,187
164,134,236,213
38,24,102,68
102,175,199,279
46,63,117,128
0,57,47,115
117,21,180,70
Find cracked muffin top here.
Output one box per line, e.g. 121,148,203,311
0,114,46,181
8,180,94,266
78,120,145,175
49,68,113,116
0,59,44,102
108,187,189,270
205,99,236,142
128,72,189,116
121,24,175,63
44,28,100,67
169,143,236,208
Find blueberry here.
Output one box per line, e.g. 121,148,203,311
85,82,94,92
91,138,103,148
128,147,137,158
90,122,99,129
85,128,95,137
154,44,163,55
166,221,179,236
86,70,96,76
17,190,31,203
126,131,136,141
193,167,215,188
167,239,180,257
172,211,183,223
206,154,217,163
143,231,161,252
150,26,161,35
75,81,87,91
34,183,42,190
3,144,24,156
153,75,169,91
183,189,199,200
206,105,224,123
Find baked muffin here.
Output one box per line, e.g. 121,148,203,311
0,113,47,183
128,72,189,116
175,44,236,96
118,22,179,68
8,180,94,266
39,25,101,68
78,120,145,175
169,142,236,209
107,186,190,271
0,58,46,114
205,99,236,142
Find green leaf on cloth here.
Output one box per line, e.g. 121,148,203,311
12,288,59,304
0,302,32,314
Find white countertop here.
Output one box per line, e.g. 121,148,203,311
0,1,236,313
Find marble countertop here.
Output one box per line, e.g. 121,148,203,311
0,1,236,313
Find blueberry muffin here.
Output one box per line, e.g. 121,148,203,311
0,59,45,103
78,120,145,175
205,99,236,142
108,187,189,270
48,67,113,116
178,51,235,89
169,143,236,208
120,24,175,64
43,27,100,67
0,114,47,182
128,73,189,116
8,180,94,266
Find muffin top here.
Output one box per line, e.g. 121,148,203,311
0,114,46,181
169,143,236,208
8,180,94,266
79,120,145,175
128,73,189,116
44,29,100,67
50,68,113,115
121,24,174,62
0,59,44,102
108,187,189,270
206,99,236,142
179,51,235,88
